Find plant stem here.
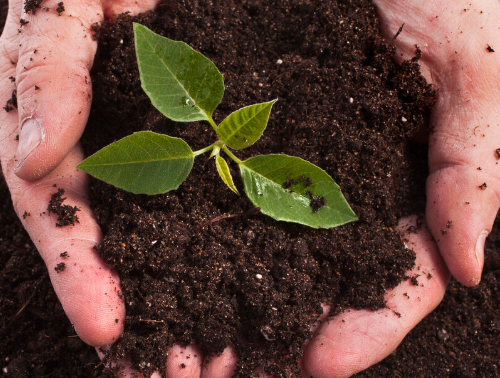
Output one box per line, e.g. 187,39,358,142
193,144,216,157
222,146,242,164
207,116,218,133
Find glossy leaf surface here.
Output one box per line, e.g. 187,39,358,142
134,23,224,122
217,100,277,149
239,154,357,228
77,131,194,195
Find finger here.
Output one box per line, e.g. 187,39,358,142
4,147,125,346
1,91,124,347
201,346,237,378
102,0,161,19
302,216,449,378
166,344,204,378
12,0,103,180
422,2,500,286
374,0,500,286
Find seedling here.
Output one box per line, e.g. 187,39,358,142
77,24,357,229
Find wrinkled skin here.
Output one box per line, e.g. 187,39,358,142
1,0,497,376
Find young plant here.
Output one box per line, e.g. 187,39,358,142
77,24,357,229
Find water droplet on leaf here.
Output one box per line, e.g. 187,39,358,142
180,96,192,107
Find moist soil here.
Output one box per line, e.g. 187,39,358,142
0,1,499,377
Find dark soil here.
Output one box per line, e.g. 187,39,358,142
0,1,498,377
23,0,43,15
47,188,81,227
3,89,17,113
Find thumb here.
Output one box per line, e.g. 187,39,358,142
374,0,500,287
425,32,500,285
13,0,102,180
426,90,500,286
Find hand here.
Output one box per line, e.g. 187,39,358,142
293,2,500,376
301,217,449,378
0,1,236,376
0,1,485,377
375,0,500,287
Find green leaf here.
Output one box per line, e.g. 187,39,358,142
239,154,357,228
215,155,239,195
217,100,277,149
134,23,224,123
77,131,194,195
209,145,221,159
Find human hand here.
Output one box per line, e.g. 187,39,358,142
251,2,500,375
0,1,237,376
296,3,500,375
292,2,500,376
0,1,477,377
374,0,500,287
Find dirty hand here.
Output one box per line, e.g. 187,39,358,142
296,2,500,376
375,0,500,287
0,1,481,378
0,0,236,376
0,0,183,372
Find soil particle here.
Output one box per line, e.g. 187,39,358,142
56,1,64,15
487,44,495,52
24,0,43,15
282,179,297,189
47,188,81,227
3,89,17,112
54,262,66,273
305,190,326,212
19,18,28,26
479,182,487,190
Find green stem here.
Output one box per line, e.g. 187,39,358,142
193,144,216,157
222,146,242,164
207,115,218,133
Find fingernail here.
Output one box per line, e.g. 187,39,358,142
475,230,488,274
15,118,43,170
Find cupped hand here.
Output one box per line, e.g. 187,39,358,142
0,1,237,376
0,1,486,377
0,0,165,346
375,0,500,286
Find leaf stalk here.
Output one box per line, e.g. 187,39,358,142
222,146,242,164
193,143,218,157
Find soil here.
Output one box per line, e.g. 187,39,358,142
0,1,499,378
47,188,81,227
